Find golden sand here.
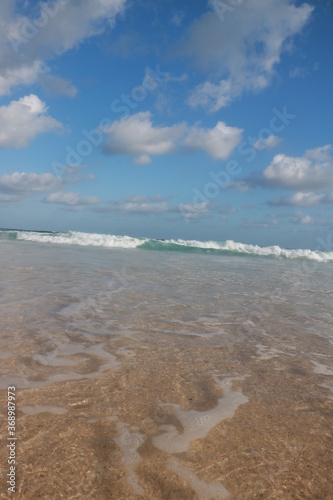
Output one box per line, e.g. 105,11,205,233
1,318,332,499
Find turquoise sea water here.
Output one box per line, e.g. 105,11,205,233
0,228,333,262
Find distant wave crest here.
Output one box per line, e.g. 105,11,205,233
0,229,332,262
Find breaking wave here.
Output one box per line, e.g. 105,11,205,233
0,229,332,262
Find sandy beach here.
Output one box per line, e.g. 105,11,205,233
1,239,332,498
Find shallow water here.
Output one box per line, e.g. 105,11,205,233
0,239,332,498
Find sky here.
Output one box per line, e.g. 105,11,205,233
0,0,332,249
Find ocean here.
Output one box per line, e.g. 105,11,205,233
0,229,332,498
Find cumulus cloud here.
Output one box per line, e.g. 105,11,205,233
0,172,63,200
178,202,210,220
96,196,172,214
0,0,127,95
0,165,93,202
0,94,63,148
253,134,282,151
183,0,313,111
102,112,185,164
268,192,333,207
183,121,243,160
179,201,236,221
262,145,333,190
293,211,313,225
43,191,100,209
96,196,215,220
102,112,242,163
0,61,45,97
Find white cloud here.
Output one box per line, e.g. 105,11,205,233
305,144,332,162
263,145,333,191
178,202,210,220
289,66,307,78
171,10,185,27
96,196,214,220
270,192,323,207
183,121,243,160
43,191,100,209
253,134,282,151
228,180,250,192
269,191,333,207
0,165,96,202
39,74,78,97
183,0,313,111
0,61,44,96
102,112,242,163
110,200,169,214
102,112,185,164
0,193,22,202
97,196,173,215
242,218,276,229
0,0,127,95
0,94,63,148
179,201,235,221
0,172,63,200
293,211,313,225
269,192,323,207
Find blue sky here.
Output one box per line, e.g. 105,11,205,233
0,0,332,249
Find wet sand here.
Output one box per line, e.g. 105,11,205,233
1,319,333,498
0,242,332,498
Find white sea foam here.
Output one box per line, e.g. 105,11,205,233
17,230,145,249
33,340,119,369
113,422,145,496
6,229,332,261
20,405,68,415
255,345,296,361
153,375,248,454
168,238,333,262
0,341,120,390
311,360,333,376
167,457,230,499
